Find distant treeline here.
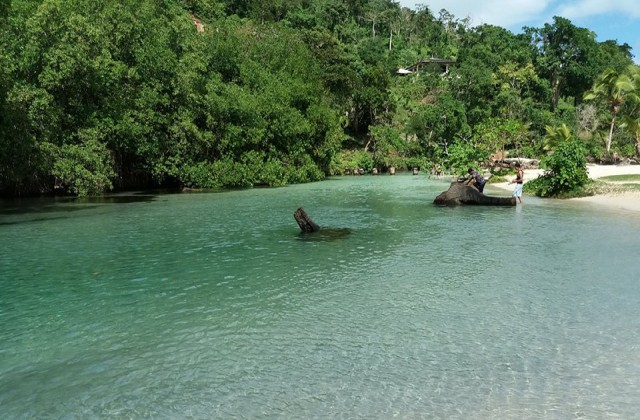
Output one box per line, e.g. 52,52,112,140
0,0,636,195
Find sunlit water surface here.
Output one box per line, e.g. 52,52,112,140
1,175,639,419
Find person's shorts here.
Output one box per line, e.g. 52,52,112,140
512,183,523,197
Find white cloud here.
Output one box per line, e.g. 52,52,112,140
397,0,553,29
396,0,640,62
397,0,640,30
555,0,640,20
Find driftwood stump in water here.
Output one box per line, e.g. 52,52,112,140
434,182,515,206
294,207,320,233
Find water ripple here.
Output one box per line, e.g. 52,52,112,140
1,177,640,418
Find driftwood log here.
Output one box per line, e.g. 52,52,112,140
293,208,352,239
294,207,321,232
434,182,515,206
491,158,539,169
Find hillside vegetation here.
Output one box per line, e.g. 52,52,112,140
1,0,638,196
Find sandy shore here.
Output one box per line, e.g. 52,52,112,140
491,164,640,212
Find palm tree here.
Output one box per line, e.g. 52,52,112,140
620,66,640,157
621,113,640,157
584,66,635,156
543,123,573,153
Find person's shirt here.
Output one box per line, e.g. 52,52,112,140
471,170,485,186
515,169,524,184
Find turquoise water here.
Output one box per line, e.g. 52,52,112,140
1,175,639,419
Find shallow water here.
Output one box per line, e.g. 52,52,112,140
1,175,639,419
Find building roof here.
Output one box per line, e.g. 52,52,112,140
404,58,457,73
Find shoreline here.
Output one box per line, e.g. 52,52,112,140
490,164,640,213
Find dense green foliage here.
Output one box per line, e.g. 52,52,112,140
525,138,589,197
0,0,638,195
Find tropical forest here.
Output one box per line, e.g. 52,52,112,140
1,0,639,197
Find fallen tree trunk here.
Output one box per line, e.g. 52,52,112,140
294,207,321,232
434,182,515,206
501,158,539,168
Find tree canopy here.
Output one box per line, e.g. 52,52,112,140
0,0,636,196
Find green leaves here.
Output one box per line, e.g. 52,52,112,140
526,133,589,197
543,123,573,152
527,17,625,111
0,1,343,194
584,65,640,154
1,0,637,196
44,135,116,196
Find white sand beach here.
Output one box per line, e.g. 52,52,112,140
491,164,640,212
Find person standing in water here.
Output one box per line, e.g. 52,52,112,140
510,163,524,204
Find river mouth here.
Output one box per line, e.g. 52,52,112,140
1,174,639,418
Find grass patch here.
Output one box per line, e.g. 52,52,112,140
487,168,516,184
520,170,640,199
578,180,640,196
598,174,640,182
544,180,639,199
487,175,508,183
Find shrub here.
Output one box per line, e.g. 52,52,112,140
524,139,588,197
211,158,254,188
446,141,487,175
44,139,115,196
257,158,287,187
182,162,219,188
334,150,373,172
403,156,428,171
285,154,324,184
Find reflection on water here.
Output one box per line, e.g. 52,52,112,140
0,193,156,225
1,175,639,418
297,227,352,241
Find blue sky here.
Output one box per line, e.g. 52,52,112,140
398,0,640,63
